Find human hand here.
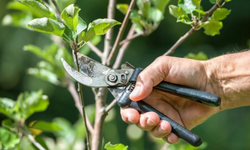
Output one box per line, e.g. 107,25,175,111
120,56,221,144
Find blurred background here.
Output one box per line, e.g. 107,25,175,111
0,0,250,149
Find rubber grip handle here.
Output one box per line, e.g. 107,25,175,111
154,82,221,107
118,90,202,147
129,100,202,147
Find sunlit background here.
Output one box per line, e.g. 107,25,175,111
0,0,250,149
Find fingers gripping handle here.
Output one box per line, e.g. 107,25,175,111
118,90,202,147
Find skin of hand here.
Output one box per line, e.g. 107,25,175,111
120,50,250,144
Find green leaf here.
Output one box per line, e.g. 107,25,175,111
169,5,186,18
30,121,61,132
78,19,121,42
76,17,87,35
203,20,223,36
212,8,231,21
149,8,164,22
18,91,49,119
177,15,193,25
130,10,144,34
0,128,20,148
185,51,208,60
28,67,60,85
2,13,33,28
7,1,42,18
0,98,18,119
116,4,129,15
24,45,55,65
27,17,65,36
151,0,170,13
54,0,76,11
192,0,201,7
104,142,128,150
19,0,56,20
53,118,76,145
61,4,80,32
91,19,121,35
2,119,16,131
178,0,197,14
137,0,151,19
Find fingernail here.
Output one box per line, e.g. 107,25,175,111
130,86,141,98
147,118,156,126
168,136,173,143
159,125,168,134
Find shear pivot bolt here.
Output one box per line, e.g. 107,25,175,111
108,74,117,82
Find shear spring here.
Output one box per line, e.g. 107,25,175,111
128,84,135,92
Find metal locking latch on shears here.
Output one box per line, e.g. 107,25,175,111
61,52,221,147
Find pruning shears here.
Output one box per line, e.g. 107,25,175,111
61,52,221,147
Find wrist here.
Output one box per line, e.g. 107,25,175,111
203,51,250,110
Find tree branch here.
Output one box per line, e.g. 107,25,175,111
103,0,116,65
119,32,142,46
87,42,103,57
163,1,222,56
67,78,94,134
51,0,62,22
23,130,46,150
107,0,136,65
113,24,136,69
72,47,91,150
105,99,117,112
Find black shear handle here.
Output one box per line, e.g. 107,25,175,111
118,90,202,147
154,81,221,107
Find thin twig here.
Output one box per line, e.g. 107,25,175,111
24,131,46,150
51,0,62,21
119,32,142,46
107,0,137,65
113,24,136,69
105,99,117,112
72,47,91,150
163,0,222,56
103,0,117,65
67,78,94,133
87,42,103,57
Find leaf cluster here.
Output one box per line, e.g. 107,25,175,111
169,0,231,36
117,0,170,35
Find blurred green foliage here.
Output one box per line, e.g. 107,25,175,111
0,0,250,150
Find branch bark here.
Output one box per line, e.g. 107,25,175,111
72,46,91,150
107,0,137,65
163,1,222,56
67,78,94,134
113,24,136,69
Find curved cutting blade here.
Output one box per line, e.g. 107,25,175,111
61,57,110,87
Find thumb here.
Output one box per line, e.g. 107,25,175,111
129,56,170,101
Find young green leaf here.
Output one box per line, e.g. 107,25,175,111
116,4,129,15
2,119,16,131
78,19,121,42
137,0,151,19
178,0,197,14
30,120,61,132
76,17,87,36
192,0,201,7
149,8,164,22
61,4,80,32
203,20,223,36
212,8,231,21
177,16,193,25
130,10,144,34
27,17,65,36
104,142,128,150
0,98,18,119
0,127,20,148
169,5,186,18
151,0,170,13
18,91,49,119
19,0,56,20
